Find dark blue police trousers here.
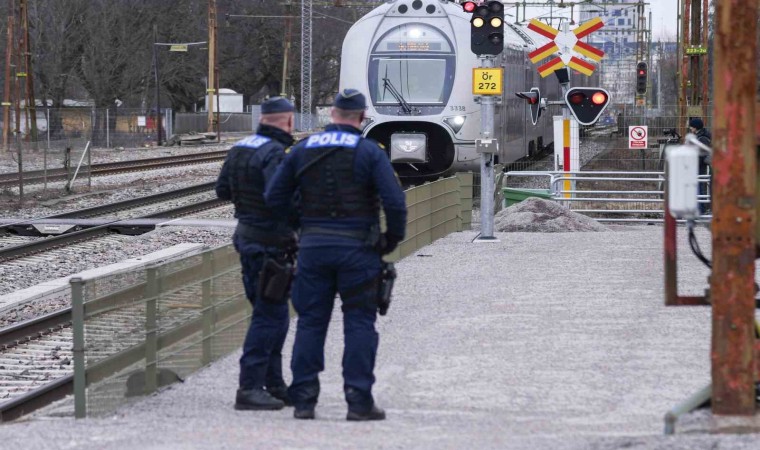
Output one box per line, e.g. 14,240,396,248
236,244,290,391
288,244,381,412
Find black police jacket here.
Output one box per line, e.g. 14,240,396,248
265,124,407,247
216,124,295,235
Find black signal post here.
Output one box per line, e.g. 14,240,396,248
636,62,648,95
466,1,504,56
516,87,543,126
564,87,611,126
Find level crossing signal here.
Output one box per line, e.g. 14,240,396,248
515,87,542,126
564,87,611,126
636,62,648,95
463,1,504,56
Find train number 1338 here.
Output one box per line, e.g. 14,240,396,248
472,68,504,95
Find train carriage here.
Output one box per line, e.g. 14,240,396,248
339,0,592,179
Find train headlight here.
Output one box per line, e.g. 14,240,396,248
443,115,467,134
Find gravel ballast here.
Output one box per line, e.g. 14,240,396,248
494,197,610,232
1,226,753,449
0,213,234,295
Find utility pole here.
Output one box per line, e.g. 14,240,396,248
19,0,36,148
3,0,14,152
301,0,312,131
12,0,22,199
678,0,709,136
152,25,162,146
710,0,757,416
634,0,647,106
207,0,217,134
281,0,293,96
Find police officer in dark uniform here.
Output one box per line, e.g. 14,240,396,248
688,118,712,213
266,89,407,421
216,97,297,411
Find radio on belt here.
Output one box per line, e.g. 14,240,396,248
666,144,699,220
475,138,498,153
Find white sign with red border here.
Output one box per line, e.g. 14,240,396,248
629,126,648,149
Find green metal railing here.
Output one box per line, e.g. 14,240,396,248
71,173,474,417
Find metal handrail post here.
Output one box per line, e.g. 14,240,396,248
71,277,87,419
144,266,159,394
201,252,214,366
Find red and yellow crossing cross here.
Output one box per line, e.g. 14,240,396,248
526,17,605,78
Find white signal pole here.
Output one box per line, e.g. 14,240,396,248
475,55,499,242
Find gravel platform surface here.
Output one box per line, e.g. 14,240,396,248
2,226,753,449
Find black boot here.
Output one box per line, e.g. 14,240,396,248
266,385,292,406
234,388,285,411
346,405,386,421
293,407,315,420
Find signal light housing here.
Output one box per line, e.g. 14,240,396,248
564,87,611,126
470,1,504,55
636,62,647,95
515,87,543,126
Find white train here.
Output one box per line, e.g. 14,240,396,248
339,0,591,179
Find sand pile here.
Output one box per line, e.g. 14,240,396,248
494,197,609,232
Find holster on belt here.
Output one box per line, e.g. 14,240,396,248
257,252,295,304
377,262,397,316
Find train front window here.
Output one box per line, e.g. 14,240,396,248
375,58,446,104
369,23,455,108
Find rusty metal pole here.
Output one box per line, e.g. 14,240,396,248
710,0,757,416
699,0,708,120
678,0,690,137
207,0,216,134
2,0,14,152
19,0,36,149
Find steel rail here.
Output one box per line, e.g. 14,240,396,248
0,151,227,188
1,182,216,233
0,198,225,263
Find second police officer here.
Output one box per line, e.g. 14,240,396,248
215,97,297,411
266,89,407,421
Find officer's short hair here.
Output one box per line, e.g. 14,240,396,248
332,108,363,121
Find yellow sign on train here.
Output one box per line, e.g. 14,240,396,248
472,68,503,95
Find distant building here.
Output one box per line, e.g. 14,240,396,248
579,0,643,104
204,88,244,113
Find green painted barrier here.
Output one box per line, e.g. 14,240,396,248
503,188,554,207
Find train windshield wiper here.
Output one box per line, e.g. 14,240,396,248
382,77,414,115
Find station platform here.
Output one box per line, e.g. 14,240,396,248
2,226,758,449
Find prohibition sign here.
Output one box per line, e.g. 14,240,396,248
629,126,648,148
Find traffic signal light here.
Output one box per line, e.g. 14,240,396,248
515,87,542,125
564,87,611,126
636,62,647,95
466,1,504,56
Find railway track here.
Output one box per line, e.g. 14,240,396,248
0,295,201,421
0,150,227,188
1,181,217,236
0,192,225,264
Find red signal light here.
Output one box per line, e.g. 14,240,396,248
463,1,477,12
591,92,607,105
568,93,585,105
638,70,645,75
